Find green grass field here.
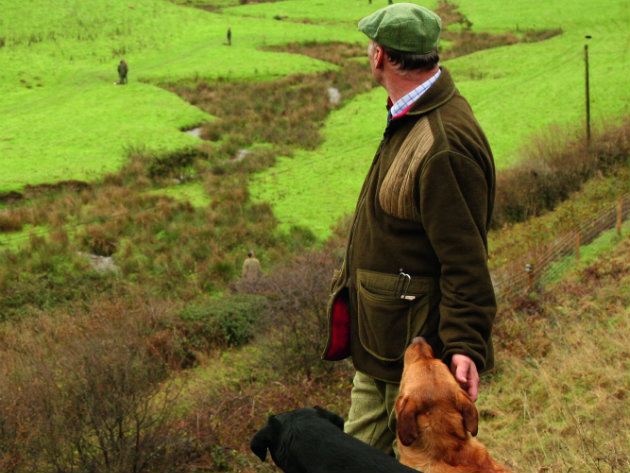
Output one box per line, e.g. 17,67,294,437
1,0,628,241
0,0,358,192
246,0,630,237
226,0,630,162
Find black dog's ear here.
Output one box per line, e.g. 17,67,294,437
313,406,345,431
250,424,271,461
250,415,280,461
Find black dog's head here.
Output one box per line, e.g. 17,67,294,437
250,406,344,468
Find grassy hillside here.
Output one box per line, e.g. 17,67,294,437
226,0,629,163
0,0,359,193
0,3,628,471
480,228,630,472
246,0,629,238
2,0,628,202
93,212,630,473
0,173,627,473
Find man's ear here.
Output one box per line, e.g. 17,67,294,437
313,405,345,430
373,44,385,69
456,391,479,437
395,396,419,446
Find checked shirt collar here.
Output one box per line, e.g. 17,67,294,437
387,68,441,121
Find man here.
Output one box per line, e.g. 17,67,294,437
242,250,262,282
117,59,128,84
322,3,496,456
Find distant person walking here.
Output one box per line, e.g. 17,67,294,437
117,59,128,84
227,27,232,46
242,250,262,282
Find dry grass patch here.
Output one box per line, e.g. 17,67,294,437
0,297,205,473
481,236,630,473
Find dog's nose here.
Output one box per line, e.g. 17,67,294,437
411,336,426,345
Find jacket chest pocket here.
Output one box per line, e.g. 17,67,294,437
356,269,435,362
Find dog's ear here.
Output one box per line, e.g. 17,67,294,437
250,416,280,461
313,405,345,430
395,395,419,446
456,391,479,437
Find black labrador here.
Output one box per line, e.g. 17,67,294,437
250,406,420,473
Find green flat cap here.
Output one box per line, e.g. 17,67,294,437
358,3,442,54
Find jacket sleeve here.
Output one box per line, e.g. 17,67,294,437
419,151,496,371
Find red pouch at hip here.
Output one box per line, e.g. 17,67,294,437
324,292,351,360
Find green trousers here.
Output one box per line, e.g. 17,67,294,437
344,371,400,457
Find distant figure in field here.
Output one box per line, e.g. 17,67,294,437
242,250,262,282
227,27,232,46
117,59,128,84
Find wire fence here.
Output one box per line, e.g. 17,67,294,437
491,194,630,298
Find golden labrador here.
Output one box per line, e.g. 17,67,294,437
395,337,513,473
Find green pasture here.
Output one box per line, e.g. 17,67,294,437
252,89,384,236
244,0,630,237
0,0,359,193
1,0,629,240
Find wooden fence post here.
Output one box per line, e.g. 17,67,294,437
526,263,533,293
576,231,581,261
617,196,623,236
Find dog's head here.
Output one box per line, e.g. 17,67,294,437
395,337,479,448
250,406,344,467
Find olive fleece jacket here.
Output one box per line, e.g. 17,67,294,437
322,67,496,383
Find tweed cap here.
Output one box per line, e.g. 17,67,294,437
358,3,442,54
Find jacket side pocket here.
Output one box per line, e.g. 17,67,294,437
356,269,433,362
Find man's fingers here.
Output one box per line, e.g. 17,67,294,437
451,354,479,402
467,376,479,402
455,364,468,383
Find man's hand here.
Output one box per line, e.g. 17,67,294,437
450,354,479,402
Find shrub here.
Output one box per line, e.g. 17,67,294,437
0,238,119,321
178,294,269,354
0,376,29,473
81,222,119,256
239,247,342,379
0,209,23,232
493,122,629,228
148,147,205,179
0,303,196,473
